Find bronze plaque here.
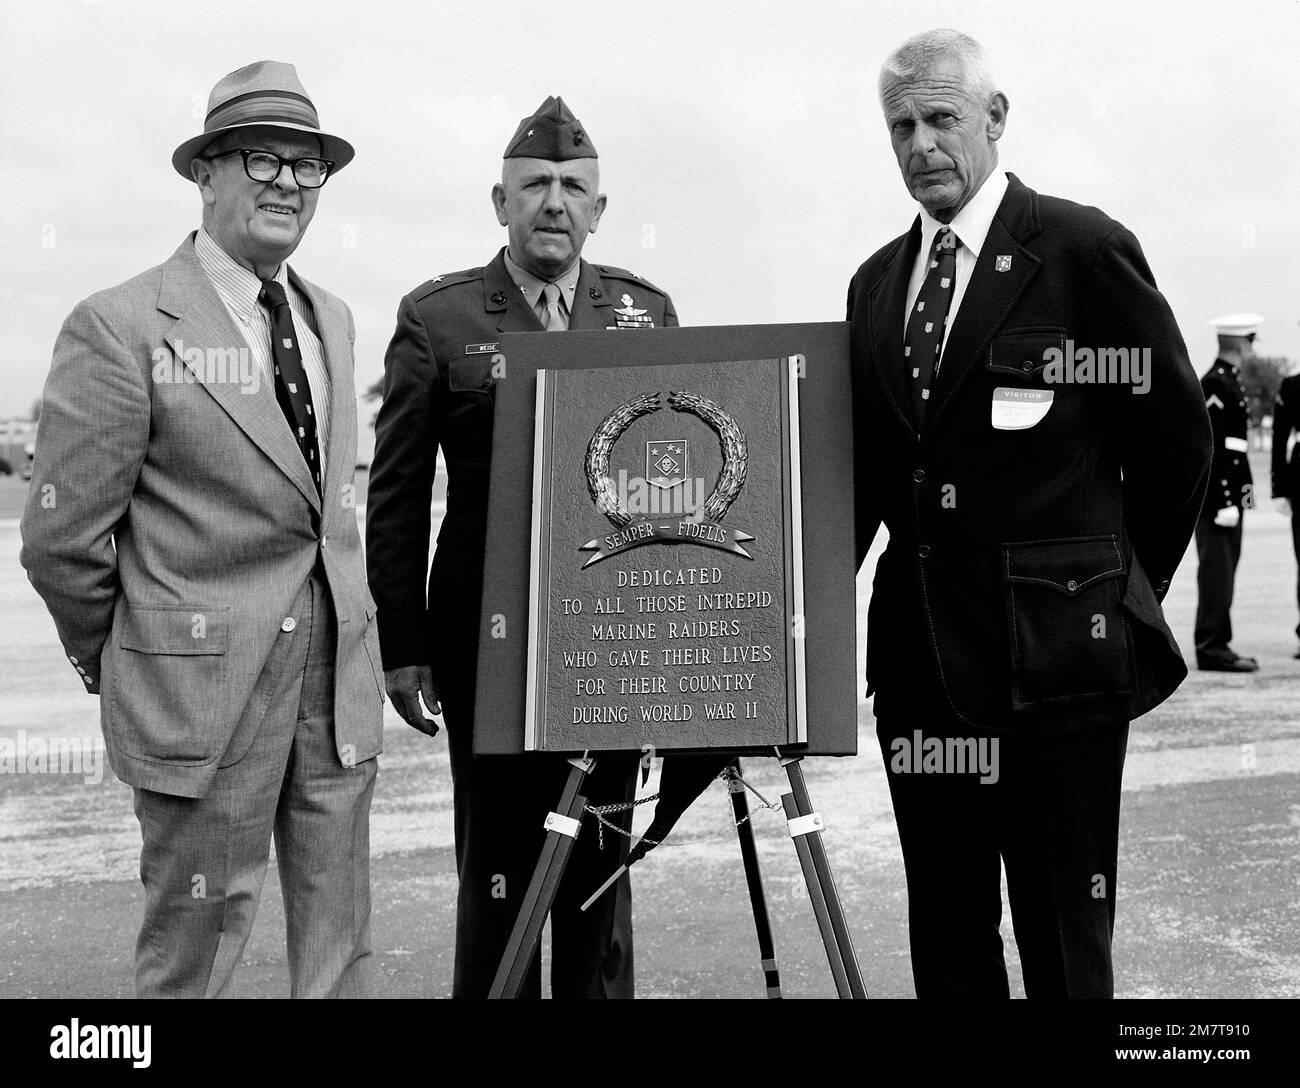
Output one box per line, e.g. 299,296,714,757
525,357,806,751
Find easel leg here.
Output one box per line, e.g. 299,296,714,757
488,756,595,999
727,760,782,999
781,792,852,996
780,755,868,998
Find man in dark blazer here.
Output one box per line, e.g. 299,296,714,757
21,62,384,997
1271,363,1300,657
847,30,1212,998
366,97,676,998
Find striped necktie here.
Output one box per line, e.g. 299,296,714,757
904,226,959,427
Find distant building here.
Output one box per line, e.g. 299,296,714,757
0,418,37,476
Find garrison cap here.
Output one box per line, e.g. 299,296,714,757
503,96,597,160
1211,313,1265,338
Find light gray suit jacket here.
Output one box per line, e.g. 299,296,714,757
20,234,385,797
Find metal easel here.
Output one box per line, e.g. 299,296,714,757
487,751,866,999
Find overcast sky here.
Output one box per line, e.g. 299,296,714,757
2,0,1297,445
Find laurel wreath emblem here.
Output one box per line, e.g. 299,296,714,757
584,390,749,529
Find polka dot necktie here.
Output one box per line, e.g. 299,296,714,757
258,279,321,493
904,226,959,427
539,282,568,331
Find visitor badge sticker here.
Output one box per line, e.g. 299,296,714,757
991,387,1054,430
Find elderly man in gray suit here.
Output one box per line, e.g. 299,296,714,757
20,61,385,998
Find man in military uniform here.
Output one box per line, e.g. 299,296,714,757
1195,314,1262,672
366,96,676,998
1270,359,1300,658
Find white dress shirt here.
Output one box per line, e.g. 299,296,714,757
194,227,331,457
905,170,1010,369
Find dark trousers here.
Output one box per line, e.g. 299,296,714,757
440,702,637,998
431,562,635,998
875,712,1128,999
1292,513,1300,642
1194,512,1243,661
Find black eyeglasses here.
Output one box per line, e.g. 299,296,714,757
204,148,333,188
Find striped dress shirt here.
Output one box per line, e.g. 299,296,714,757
194,227,331,458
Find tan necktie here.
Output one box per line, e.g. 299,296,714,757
540,282,568,331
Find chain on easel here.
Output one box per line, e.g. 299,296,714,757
585,767,784,850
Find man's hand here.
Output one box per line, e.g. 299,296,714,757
1213,505,1241,528
1275,497,1292,518
385,665,442,737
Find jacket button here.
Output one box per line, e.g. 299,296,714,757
1067,579,1079,592
918,545,931,558
281,617,298,632
912,468,926,483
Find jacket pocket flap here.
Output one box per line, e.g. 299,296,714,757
986,327,1066,378
448,355,497,392
1003,536,1125,595
119,606,229,655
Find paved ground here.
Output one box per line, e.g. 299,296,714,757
1,455,1297,1000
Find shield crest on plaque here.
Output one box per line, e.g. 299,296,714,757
646,439,688,489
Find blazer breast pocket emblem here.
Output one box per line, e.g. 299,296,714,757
991,387,1053,430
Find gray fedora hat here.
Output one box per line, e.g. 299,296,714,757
172,60,355,180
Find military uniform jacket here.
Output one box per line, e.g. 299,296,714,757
1270,373,1300,501
847,175,1212,731
367,247,677,667
1200,359,1253,514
